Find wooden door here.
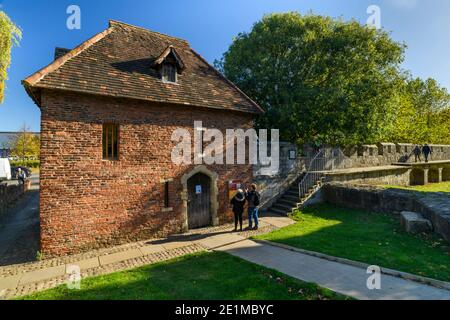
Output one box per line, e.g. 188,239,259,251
187,173,211,229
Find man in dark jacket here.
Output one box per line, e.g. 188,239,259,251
422,144,432,163
413,145,422,163
246,184,261,230
230,189,246,232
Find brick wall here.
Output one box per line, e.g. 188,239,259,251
40,90,254,257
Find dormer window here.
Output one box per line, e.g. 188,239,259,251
153,45,185,84
162,63,177,83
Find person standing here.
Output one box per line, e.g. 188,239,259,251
17,168,25,184
422,144,432,163
230,189,246,232
17,168,26,185
413,145,422,163
245,184,261,231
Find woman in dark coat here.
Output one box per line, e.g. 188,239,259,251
230,189,246,232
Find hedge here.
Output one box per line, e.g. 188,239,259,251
10,160,40,168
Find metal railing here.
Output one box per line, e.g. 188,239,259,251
298,148,347,201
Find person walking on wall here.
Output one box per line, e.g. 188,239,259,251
246,184,261,231
413,145,422,163
422,144,432,163
230,189,246,232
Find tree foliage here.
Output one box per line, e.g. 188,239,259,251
9,123,40,160
0,10,22,103
216,12,450,146
387,77,450,144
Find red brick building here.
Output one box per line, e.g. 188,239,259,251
23,21,263,257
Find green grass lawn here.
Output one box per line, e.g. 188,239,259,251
21,251,348,300
383,181,450,193
256,204,450,282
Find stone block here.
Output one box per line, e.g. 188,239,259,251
98,249,143,266
400,211,433,234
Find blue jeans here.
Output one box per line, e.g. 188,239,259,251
248,207,259,228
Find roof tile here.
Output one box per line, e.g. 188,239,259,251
23,20,263,114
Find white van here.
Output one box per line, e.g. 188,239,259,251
0,158,12,181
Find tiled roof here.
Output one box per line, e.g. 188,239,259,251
23,20,264,114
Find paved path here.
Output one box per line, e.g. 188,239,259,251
0,176,40,266
0,216,289,299
217,240,450,300
1,211,449,300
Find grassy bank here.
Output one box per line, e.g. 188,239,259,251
256,204,450,281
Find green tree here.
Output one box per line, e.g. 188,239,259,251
0,10,22,103
10,123,40,160
215,12,405,145
388,77,450,144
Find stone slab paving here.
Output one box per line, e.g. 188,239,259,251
0,216,286,299
217,240,450,300
1,214,448,300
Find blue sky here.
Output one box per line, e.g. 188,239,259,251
1,0,450,132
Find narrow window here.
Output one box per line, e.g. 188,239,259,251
162,63,177,83
102,123,119,160
164,181,170,208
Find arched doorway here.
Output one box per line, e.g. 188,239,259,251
410,168,425,186
443,167,450,182
181,165,219,231
187,173,211,229
428,168,440,183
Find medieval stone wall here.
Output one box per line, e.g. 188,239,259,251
0,181,30,216
322,183,450,242
254,142,308,209
325,167,412,186
39,90,254,257
341,143,450,168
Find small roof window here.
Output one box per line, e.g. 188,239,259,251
153,45,185,84
162,63,177,83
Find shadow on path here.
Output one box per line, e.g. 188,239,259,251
0,177,40,267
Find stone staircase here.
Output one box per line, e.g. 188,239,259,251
267,148,342,217
267,175,326,216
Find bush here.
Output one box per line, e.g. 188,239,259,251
10,160,40,168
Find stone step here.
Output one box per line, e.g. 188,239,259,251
400,211,433,234
269,207,289,216
273,203,296,211
282,195,300,202
286,190,299,197
277,199,300,208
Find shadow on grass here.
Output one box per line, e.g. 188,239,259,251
20,251,348,301
256,203,450,282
